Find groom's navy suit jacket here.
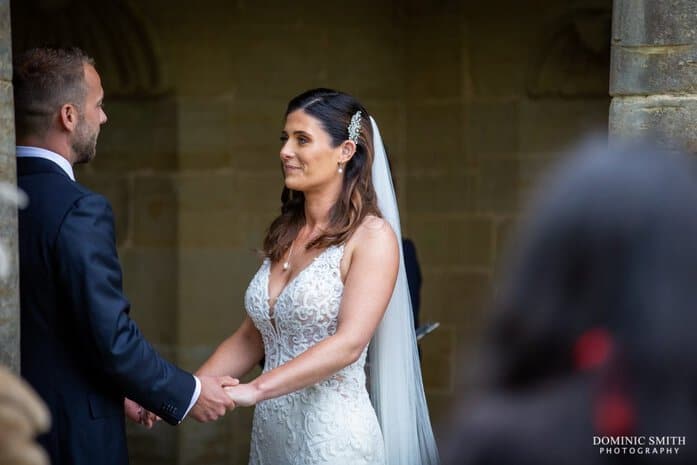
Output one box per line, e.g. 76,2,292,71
17,156,196,465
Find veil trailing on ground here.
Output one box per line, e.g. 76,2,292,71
368,116,440,465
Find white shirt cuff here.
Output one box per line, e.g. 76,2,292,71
183,375,202,420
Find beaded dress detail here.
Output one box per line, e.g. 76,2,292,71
244,244,385,465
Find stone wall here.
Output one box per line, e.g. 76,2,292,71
610,0,697,153
0,0,18,372
404,0,611,430
10,0,612,463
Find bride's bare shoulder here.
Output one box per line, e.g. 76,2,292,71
361,214,387,229
352,215,398,249
340,215,398,277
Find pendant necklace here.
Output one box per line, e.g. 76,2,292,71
282,238,295,271
283,228,318,271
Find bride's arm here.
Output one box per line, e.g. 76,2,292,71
196,316,265,379
226,218,399,406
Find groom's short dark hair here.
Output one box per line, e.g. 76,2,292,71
13,47,95,139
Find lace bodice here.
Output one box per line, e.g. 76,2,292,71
246,245,367,389
244,244,385,465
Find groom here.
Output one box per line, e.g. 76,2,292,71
14,47,236,465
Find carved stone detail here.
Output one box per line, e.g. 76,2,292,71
527,7,612,98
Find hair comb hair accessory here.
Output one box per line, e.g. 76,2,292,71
347,111,362,144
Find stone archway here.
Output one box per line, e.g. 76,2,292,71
11,0,166,97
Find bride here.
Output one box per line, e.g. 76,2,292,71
197,89,439,465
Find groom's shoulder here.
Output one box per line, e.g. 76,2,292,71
68,183,114,215
44,180,114,224
18,178,114,243
70,180,100,199
19,170,100,215
53,179,106,210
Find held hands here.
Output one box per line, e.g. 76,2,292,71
223,383,260,407
124,375,239,427
189,375,239,422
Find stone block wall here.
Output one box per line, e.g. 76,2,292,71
10,0,612,462
610,0,697,153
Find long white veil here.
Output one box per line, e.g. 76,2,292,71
368,116,440,464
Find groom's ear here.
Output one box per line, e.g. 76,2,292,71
339,140,357,163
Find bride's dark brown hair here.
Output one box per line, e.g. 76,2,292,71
263,88,381,261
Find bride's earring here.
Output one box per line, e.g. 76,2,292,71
337,162,344,174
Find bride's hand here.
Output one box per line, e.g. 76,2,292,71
124,398,157,429
124,398,143,424
224,384,260,407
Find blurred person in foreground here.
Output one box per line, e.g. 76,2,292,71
445,139,697,465
0,366,50,465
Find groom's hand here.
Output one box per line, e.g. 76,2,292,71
189,375,238,422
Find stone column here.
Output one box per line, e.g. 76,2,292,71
0,0,19,373
610,0,697,152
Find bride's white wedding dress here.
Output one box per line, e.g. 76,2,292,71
244,244,386,465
